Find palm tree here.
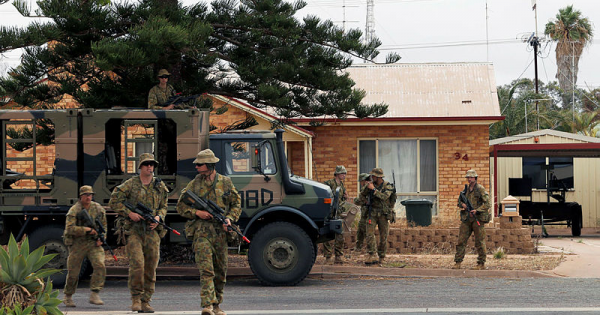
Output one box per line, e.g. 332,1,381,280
544,6,593,106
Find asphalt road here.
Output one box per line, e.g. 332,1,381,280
61,277,600,314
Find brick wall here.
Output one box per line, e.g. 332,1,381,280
210,98,249,132
303,124,490,224
342,226,535,254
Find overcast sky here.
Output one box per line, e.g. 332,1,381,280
1,0,599,89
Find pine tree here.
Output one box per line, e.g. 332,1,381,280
0,0,400,119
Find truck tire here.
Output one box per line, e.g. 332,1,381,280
571,209,583,237
28,225,70,288
248,222,315,286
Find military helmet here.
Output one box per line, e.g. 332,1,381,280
334,165,347,175
138,153,159,169
193,149,220,164
79,185,94,196
157,69,171,77
465,169,478,178
370,167,385,178
358,173,371,181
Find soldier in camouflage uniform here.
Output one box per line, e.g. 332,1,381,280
353,173,371,253
148,69,177,109
63,185,106,307
176,149,241,315
453,169,491,270
359,168,394,265
109,153,169,313
321,165,358,265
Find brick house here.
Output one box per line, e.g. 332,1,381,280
209,63,503,225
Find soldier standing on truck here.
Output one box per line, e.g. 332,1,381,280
362,168,394,265
176,149,241,315
453,169,491,270
322,165,359,265
148,69,177,109
352,173,371,254
109,153,169,313
62,185,106,308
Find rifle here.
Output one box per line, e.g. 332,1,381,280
331,187,341,219
390,170,397,223
157,93,204,109
180,190,250,244
123,202,181,235
77,210,118,261
366,178,374,225
459,184,480,226
94,218,118,262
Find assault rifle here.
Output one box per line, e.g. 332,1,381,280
459,184,480,226
389,170,397,223
77,210,117,261
331,187,341,219
157,93,204,109
180,190,250,244
123,202,181,235
95,218,118,261
366,178,374,225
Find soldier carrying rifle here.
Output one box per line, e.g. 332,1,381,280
62,185,107,308
109,153,169,313
453,169,491,270
176,149,241,315
148,69,177,109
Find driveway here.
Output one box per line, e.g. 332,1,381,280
537,228,600,278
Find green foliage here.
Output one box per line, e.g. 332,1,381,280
0,305,35,315
493,247,506,259
1,0,399,120
5,120,55,152
0,234,60,312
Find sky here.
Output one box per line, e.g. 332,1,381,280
1,0,599,89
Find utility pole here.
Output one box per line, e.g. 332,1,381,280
531,1,540,129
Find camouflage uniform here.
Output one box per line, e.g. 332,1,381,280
322,177,348,259
148,84,176,109
454,178,491,266
109,175,168,305
353,173,371,251
176,172,241,309
63,200,107,296
357,168,394,261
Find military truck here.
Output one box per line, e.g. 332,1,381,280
0,108,341,286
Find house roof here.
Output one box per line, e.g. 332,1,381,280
489,129,600,158
210,94,315,138
345,63,501,118
490,129,600,145
286,62,502,125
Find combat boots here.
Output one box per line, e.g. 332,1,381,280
141,301,155,313
201,305,215,315
472,263,486,270
131,297,142,312
451,262,461,269
64,294,75,307
213,304,227,315
365,254,378,265
334,256,346,265
89,291,104,305
378,257,385,264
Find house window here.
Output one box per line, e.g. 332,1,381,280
358,139,438,215
522,157,574,189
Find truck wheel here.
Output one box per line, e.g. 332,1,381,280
28,225,69,288
248,222,315,286
571,210,582,237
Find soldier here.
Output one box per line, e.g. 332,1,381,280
361,168,394,265
322,165,359,265
176,149,241,315
148,69,177,109
453,169,491,270
109,153,169,313
62,185,106,307
352,173,371,253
